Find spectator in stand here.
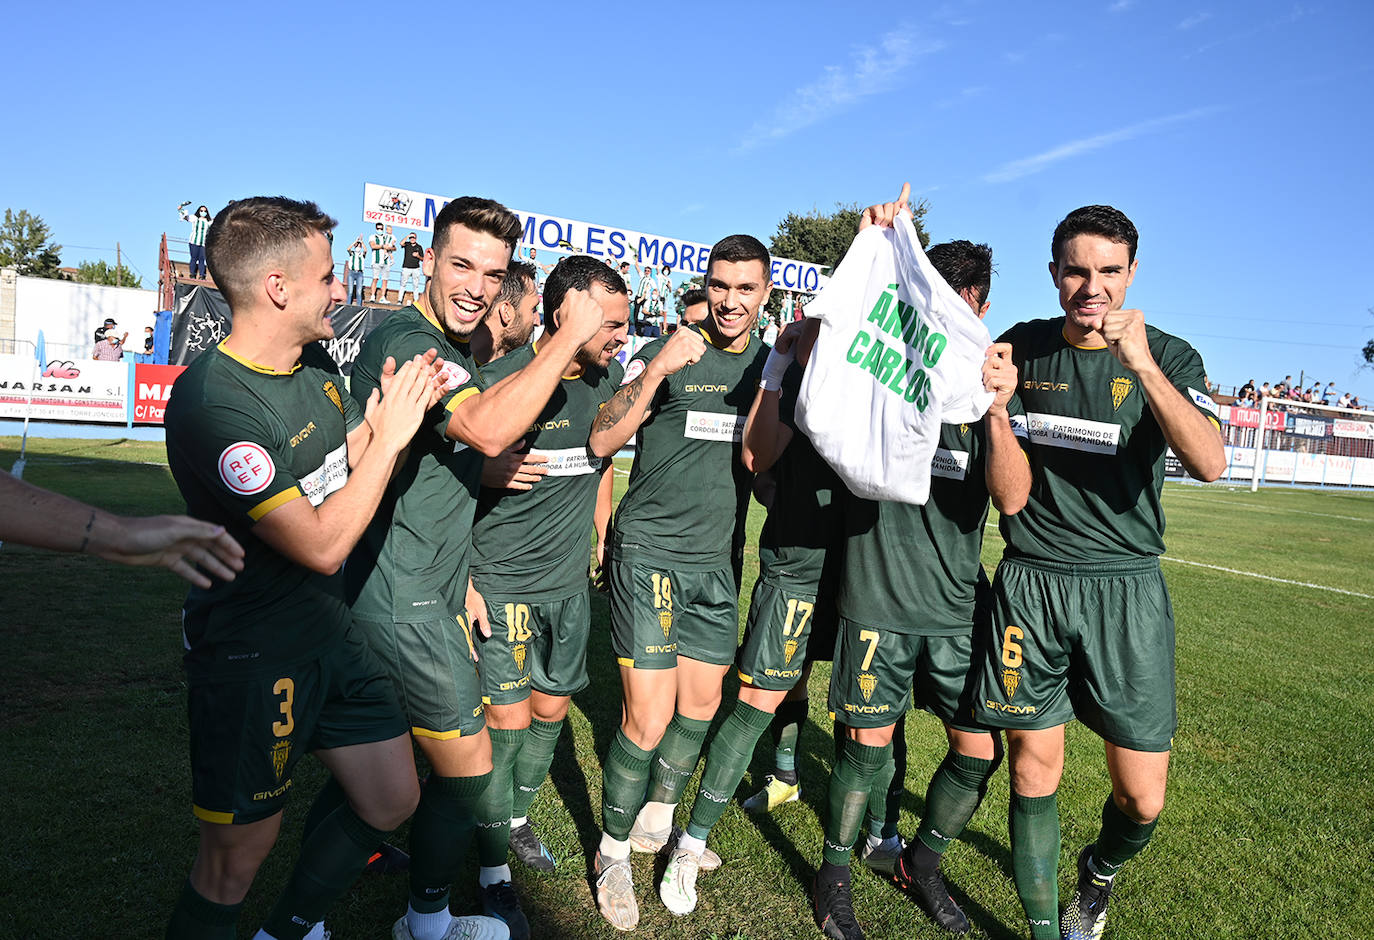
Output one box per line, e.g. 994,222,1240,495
633,263,658,332
92,321,127,360
369,223,398,303
1323,382,1337,405
1338,392,1352,408
1351,396,1363,410
143,326,155,357
397,232,425,306
1238,379,1255,402
345,235,367,304
659,265,674,328
178,202,213,279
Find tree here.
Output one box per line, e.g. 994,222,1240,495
0,209,62,278
74,259,142,289
765,199,930,317
1363,308,1373,366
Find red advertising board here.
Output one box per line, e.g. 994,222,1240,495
133,363,187,425
1224,406,1285,430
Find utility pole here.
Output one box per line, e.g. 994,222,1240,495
116,242,122,287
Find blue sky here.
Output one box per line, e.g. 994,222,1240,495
6,1,1373,400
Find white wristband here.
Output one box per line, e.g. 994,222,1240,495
758,345,794,391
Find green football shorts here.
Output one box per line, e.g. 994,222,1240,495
975,555,1176,752
476,588,591,704
353,613,487,740
188,627,407,825
609,543,739,669
828,618,990,731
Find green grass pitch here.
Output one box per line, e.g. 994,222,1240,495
1,436,1371,938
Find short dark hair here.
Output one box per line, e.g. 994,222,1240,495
431,196,522,258
205,196,336,309
542,255,627,333
1051,205,1138,265
495,261,537,310
682,287,708,308
926,240,994,306
706,234,771,280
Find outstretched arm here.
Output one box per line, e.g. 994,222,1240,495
445,289,605,457
0,472,245,588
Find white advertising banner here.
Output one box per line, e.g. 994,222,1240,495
362,182,826,292
1332,418,1374,440
0,354,129,423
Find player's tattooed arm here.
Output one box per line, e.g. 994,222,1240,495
588,373,656,456
590,328,706,457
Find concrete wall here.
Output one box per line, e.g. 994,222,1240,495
13,275,159,354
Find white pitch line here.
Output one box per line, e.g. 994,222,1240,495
1159,557,1374,599
980,523,1371,599
1165,491,1371,523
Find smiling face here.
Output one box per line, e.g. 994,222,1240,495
1050,233,1137,343
287,231,346,342
422,223,511,340
704,258,771,351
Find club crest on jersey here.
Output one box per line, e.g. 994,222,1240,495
1110,376,1134,410
658,608,673,638
622,359,645,386
959,423,969,437
322,379,343,415
438,361,471,391
512,643,527,674
858,673,878,703
271,740,291,782
784,639,799,665
1003,668,1020,700
217,441,275,496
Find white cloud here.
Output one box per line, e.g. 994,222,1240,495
982,107,1219,183
736,28,943,152
1109,0,1134,12
1179,11,1212,29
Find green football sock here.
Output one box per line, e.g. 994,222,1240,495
643,713,712,806
300,775,347,843
166,879,241,940
1010,790,1061,940
511,718,563,819
475,727,526,867
1093,794,1159,875
771,696,809,778
260,799,390,939
408,773,490,914
822,739,890,866
915,750,998,855
864,744,897,839
864,716,906,839
601,729,654,841
686,701,775,840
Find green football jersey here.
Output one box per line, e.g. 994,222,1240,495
165,342,363,678
345,304,486,621
472,341,624,599
999,317,1219,563
613,328,768,568
758,362,844,584
839,420,990,635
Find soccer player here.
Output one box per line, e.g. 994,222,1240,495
346,196,605,940
655,311,847,917
812,199,1028,940
679,287,708,327
468,254,629,888
469,261,540,365
975,205,1225,940
585,234,771,930
162,195,443,939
